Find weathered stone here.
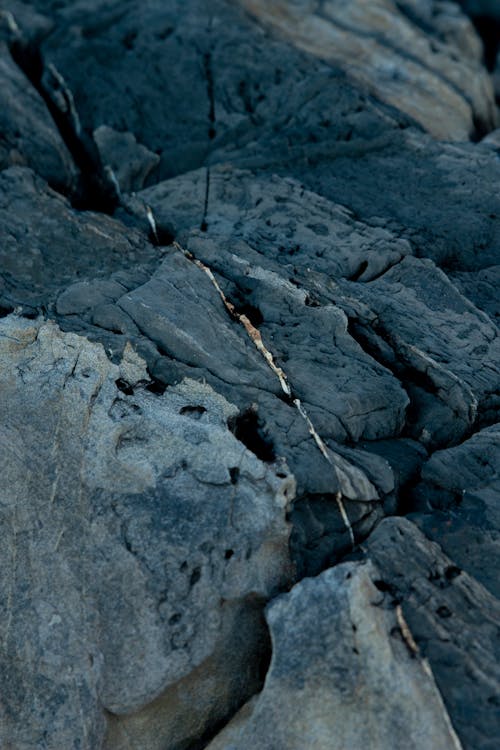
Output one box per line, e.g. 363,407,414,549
207,560,463,750
334,256,500,448
237,0,496,140
0,167,159,313
36,0,411,183
93,125,160,194
366,517,500,750
0,314,294,749
411,424,500,597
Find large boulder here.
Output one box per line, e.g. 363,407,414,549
366,517,500,750
238,0,496,139
411,424,500,597
0,315,294,749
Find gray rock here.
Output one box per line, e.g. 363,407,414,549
93,125,160,194
0,167,159,312
207,560,463,750
36,0,412,182
411,424,500,596
0,314,294,749
334,256,500,448
451,265,500,323
238,0,496,140
366,517,500,750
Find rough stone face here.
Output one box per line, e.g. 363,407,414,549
0,315,294,749
207,560,462,750
0,166,159,313
237,0,496,140
333,256,500,448
0,0,499,747
411,424,500,597
93,125,160,194
366,517,500,750
32,0,412,183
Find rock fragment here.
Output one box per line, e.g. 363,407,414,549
207,560,463,750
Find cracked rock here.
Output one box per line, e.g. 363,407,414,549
0,37,76,192
238,0,496,140
411,424,500,597
0,314,294,749
206,560,462,750
0,167,159,314
365,517,500,750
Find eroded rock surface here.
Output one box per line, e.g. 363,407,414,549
366,517,500,750
0,315,293,749
1,0,499,748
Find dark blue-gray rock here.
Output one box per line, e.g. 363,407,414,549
0,33,76,191
237,0,496,139
365,517,500,750
0,167,159,314
411,424,500,597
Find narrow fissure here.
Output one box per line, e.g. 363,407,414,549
8,34,119,212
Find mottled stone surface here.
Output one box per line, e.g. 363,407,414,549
0,315,293,749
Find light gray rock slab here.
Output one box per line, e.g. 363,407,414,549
0,315,294,749
207,560,463,750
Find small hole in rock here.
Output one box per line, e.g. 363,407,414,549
180,405,207,419
115,378,134,395
228,408,276,462
445,565,461,581
436,605,452,618
224,549,234,560
229,467,240,484
190,567,201,586
145,378,167,395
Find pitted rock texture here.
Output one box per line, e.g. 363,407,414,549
0,0,499,748
0,315,293,749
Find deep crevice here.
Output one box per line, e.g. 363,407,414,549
8,36,119,212
470,15,500,71
228,407,276,463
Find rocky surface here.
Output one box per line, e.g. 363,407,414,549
0,315,293,748
0,0,499,748
366,518,500,750
206,559,463,750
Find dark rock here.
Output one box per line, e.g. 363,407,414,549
411,424,500,597
35,0,412,182
0,35,76,191
93,126,160,194
366,517,500,750
333,256,500,448
238,0,496,139
0,167,159,313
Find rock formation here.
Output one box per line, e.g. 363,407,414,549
0,1,498,748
